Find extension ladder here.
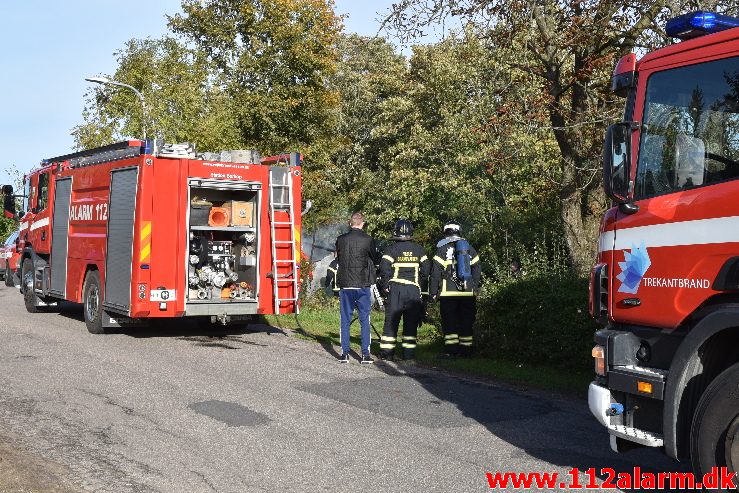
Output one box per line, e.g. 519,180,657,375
268,161,299,314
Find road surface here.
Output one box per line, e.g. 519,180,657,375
0,284,684,492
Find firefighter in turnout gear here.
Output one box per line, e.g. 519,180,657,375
325,254,339,297
429,221,481,357
378,219,430,361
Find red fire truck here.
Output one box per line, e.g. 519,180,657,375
589,12,739,476
3,140,302,333
0,229,20,287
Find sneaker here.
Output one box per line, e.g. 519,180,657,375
338,352,350,363
360,354,374,365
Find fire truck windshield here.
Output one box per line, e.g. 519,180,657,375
635,55,739,199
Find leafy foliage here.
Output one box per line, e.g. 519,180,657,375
381,0,739,274
477,274,597,370
62,0,739,375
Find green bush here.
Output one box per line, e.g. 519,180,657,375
0,216,14,242
476,274,598,370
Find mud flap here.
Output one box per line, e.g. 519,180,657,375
102,311,147,329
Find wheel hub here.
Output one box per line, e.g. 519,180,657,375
24,270,33,292
724,414,739,482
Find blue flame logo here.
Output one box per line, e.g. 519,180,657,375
617,242,651,294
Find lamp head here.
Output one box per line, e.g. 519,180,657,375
85,76,111,85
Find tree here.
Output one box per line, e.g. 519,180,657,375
382,0,736,275
74,37,238,150
75,0,343,232
333,29,561,264
169,0,342,154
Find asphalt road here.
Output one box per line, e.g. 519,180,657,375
0,284,685,492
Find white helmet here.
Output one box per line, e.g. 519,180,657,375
443,221,461,235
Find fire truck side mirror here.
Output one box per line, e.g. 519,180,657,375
603,123,631,204
1,185,15,219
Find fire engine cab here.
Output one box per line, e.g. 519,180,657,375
9,139,301,333
589,12,739,476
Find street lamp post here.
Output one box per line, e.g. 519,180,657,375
85,77,147,141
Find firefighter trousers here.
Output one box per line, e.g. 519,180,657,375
380,283,422,359
440,296,476,356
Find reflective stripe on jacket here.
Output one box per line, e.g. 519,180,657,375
378,240,430,294
429,240,480,297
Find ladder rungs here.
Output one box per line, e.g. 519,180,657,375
272,221,293,225
276,279,297,282
277,298,299,302
271,203,292,207
270,184,290,188
274,241,294,245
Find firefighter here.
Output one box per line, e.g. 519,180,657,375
378,219,430,361
429,221,481,358
324,253,340,297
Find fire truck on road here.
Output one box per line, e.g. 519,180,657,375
589,11,739,477
3,140,302,333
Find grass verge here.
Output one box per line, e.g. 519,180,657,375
263,304,592,396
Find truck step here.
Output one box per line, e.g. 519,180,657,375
615,364,668,379
607,424,663,447
609,364,668,400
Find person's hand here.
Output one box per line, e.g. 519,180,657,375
430,294,438,303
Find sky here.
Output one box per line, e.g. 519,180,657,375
0,0,444,187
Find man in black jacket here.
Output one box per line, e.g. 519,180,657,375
335,212,378,364
429,221,481,357
378,219,429,361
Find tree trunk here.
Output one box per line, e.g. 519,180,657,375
560,191,601,278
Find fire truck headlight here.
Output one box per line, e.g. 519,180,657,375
592,345,606,376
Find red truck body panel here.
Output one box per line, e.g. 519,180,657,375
598,29,739,330
18,141,301,320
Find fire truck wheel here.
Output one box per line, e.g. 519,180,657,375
690,361,739,482
22,259,40,313
83,271,105,334
4,265,14,287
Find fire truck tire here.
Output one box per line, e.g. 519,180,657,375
82,271,105,334
690,361,739,482
4,265,14,287
22,259,40,313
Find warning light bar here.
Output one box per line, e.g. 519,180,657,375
666,11,739,40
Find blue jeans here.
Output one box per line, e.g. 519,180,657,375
339,288,372,355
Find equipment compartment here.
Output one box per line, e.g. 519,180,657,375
187,183,260,303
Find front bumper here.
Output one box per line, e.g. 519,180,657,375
588,381,664,450
588,381,612,427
